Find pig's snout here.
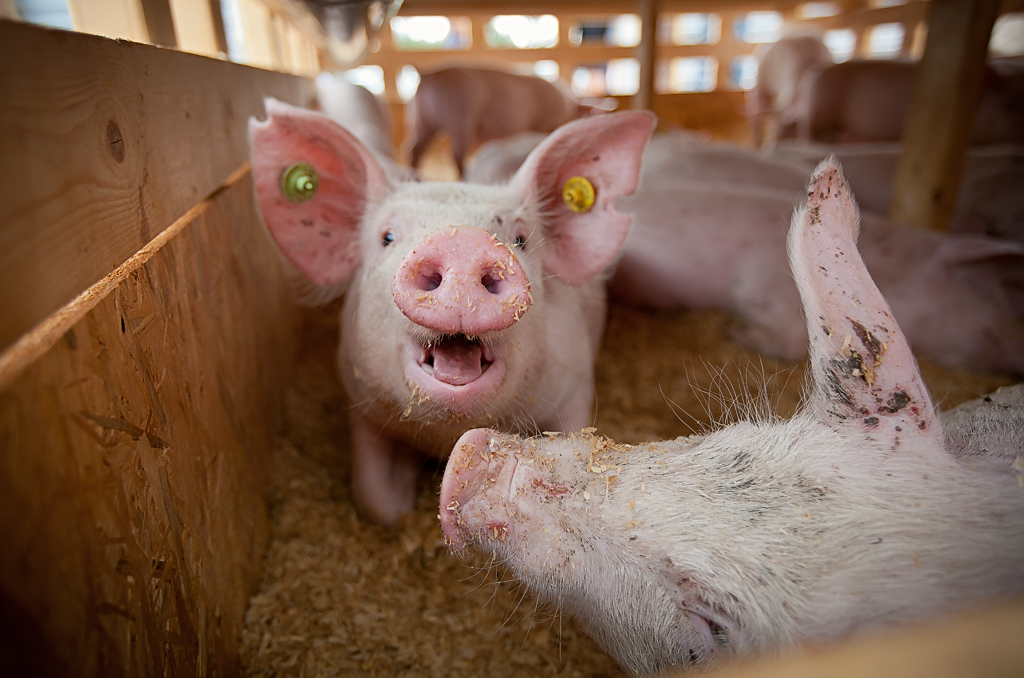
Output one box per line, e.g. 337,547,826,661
440,428,514,553
392,228,533,335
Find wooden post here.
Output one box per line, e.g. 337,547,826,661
888,0,999,231
716,11,738,92
635,0,658,110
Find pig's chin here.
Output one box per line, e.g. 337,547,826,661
402,334,508,415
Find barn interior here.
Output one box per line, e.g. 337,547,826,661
1,1,1023,676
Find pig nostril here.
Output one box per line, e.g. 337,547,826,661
417,271,443,292
481,273,503,295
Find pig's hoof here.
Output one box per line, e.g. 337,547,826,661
352,473,417,526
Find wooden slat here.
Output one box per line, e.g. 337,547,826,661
139,0,178,46
714,9,743,91
398,0,807,15
888,0,1001,231
683,599,1024,678
169,0,229,56
67,0,151,42
0,19,314,353
636,0,659,109
0,167,298,676
0,0,19,19
799,0,928,31
237,0,277,69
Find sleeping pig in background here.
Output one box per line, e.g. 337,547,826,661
611,182,1024,375
248,99,654,525
440,159,1024,676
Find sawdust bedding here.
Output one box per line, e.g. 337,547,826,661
238,295,1013,678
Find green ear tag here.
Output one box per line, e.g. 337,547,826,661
281,162,319,202
562,176,596,213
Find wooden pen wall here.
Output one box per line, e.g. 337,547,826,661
0,19,313,676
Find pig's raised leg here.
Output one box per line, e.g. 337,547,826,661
349,414,420,526
790,158,942,450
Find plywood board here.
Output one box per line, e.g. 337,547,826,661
0,19,314,353
0,167,299,676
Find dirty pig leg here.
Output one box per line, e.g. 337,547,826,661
349,413,420,526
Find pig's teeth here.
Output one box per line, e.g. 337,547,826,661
419,345,435,375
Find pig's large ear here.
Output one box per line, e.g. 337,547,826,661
249,98,390,287
789,158,944,453
512,111,655,286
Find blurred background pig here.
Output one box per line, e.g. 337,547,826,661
611,182,1024,374
404,65,596,175
746,32,834,147
794,56,1024,144
249,100,653,524
440,160,1024,676
769,141,1024,243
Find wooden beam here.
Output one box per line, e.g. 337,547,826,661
0,19,314,353
397,0,807,15
715,10,741,91
888,0,1000,231
636,0,659,109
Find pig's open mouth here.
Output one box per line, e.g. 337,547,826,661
417,335,495,386
402,332,509,415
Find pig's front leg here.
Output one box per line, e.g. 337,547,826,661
543,381,594,433
349,413,420,526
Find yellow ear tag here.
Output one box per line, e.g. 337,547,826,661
281,162,319,202
562,176,596,213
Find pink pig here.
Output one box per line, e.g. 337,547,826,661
405,66,594,174
249,99,654,524
747,32,834,147
798,59,1024,144
440,160,1024,675
610,184,1024,375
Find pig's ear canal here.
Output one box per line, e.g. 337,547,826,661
788,158,944,453
248,98,390,288
514,111,656,286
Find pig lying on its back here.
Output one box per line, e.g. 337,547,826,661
249,100,654,524
440,159,1024,675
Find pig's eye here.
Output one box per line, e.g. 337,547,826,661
513,234,527,249
381,231,395,247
